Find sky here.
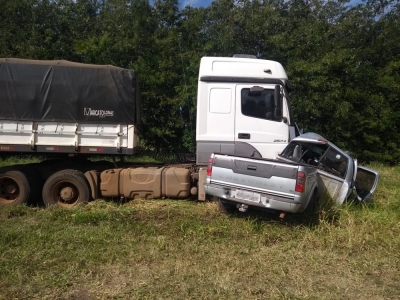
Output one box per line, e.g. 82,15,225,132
180,0,212,8
181,0,212,7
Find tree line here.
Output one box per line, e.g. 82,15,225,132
0,0,399,163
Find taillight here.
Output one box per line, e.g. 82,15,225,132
207,158,213,177
295,171,306,193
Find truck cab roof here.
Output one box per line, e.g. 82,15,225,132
199,56,289,83
291,132,328,144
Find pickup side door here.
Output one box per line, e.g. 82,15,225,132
355,166,380,202
292,143,349,204
316,146,351,204
317,170,348,204
234,84,290,159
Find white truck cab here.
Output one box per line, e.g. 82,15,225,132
196,55,297,165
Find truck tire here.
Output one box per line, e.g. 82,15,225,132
302,190,319,221
42,169,90,208
0,170,31,206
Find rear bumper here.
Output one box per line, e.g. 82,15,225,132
205,183,303,213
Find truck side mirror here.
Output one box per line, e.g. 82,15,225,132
274,85,282,120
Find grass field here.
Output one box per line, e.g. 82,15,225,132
0,163,399,299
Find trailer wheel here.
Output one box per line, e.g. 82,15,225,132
42,170,90,208
0,170,31,206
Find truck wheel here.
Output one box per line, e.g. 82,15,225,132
302,190,319,221
0,170,31,206
218,199,237,214
42,170,90,208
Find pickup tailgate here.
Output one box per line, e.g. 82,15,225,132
205,153,310,213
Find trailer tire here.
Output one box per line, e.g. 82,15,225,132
42,170,90,208
0,170,31,206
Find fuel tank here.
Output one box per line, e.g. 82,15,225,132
100,167,191,199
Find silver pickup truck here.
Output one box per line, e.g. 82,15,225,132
204,133,379,215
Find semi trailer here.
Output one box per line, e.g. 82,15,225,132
0,56,297,207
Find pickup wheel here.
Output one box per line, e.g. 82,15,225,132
218,198,237,214
302,190,319,221
42,170,90,208
0,170,31,206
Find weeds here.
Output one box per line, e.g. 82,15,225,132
0,165,399,299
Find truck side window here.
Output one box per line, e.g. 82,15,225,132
319,148,348,178
281,141,331,166
279,142,302,161
304,144,328,165
241,88,279,121
280,142,319,162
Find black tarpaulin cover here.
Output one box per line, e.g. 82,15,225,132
0,58,139,124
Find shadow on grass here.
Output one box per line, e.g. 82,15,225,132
219,193,343,229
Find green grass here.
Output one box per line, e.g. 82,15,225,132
0,155,43,168
1,164,400,299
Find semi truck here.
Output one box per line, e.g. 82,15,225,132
204,133,379,216
0,55,297,208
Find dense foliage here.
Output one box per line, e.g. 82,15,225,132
0,0,399,162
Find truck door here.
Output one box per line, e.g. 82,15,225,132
235,84,289,159
355,166,380,202
318,163,379,204
317,170,347,204
314,145,350,204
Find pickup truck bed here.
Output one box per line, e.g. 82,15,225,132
205,154,317,213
